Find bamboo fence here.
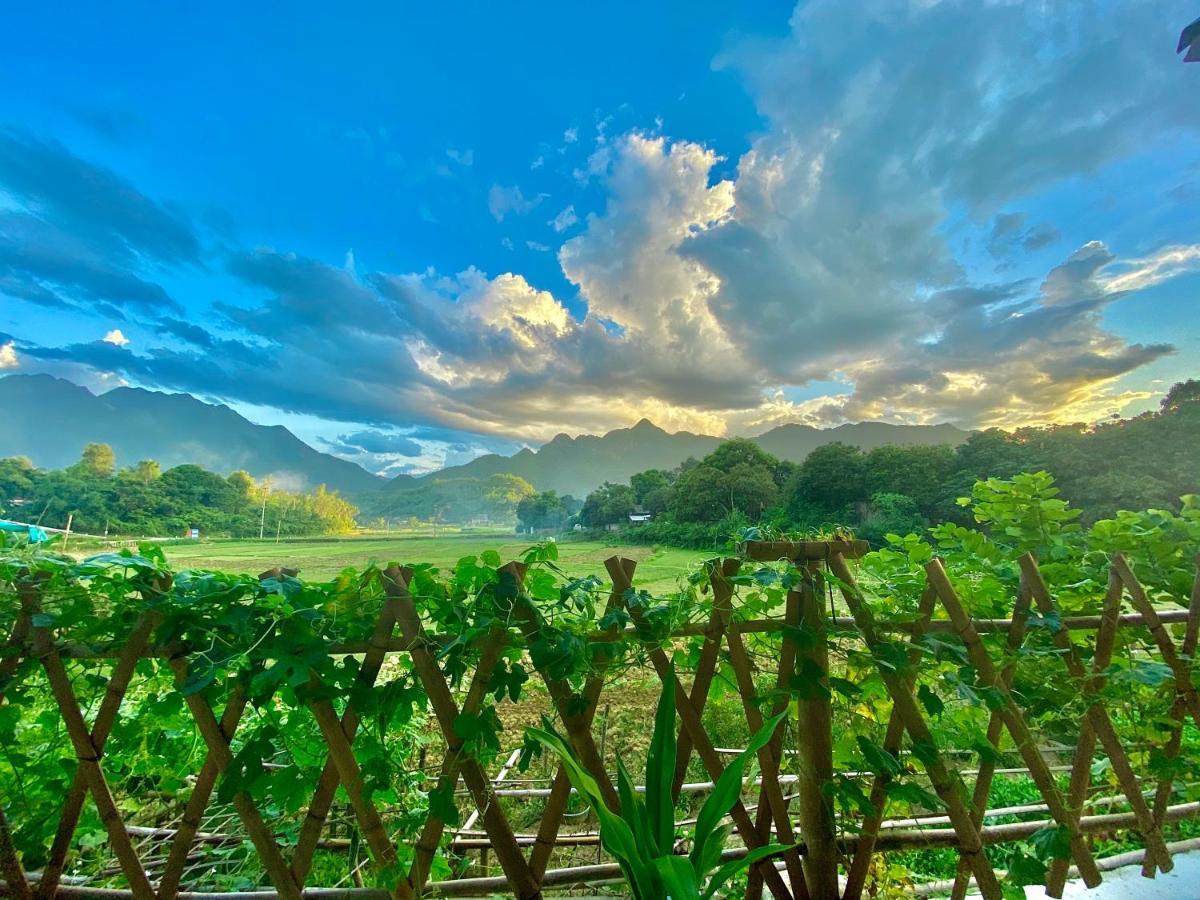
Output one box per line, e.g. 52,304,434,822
0,541,1198,900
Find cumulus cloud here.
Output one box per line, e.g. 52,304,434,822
102,329,129,346
0,341,17,369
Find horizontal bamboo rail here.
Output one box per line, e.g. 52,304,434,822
0,543,1197,900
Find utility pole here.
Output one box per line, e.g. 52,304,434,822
259,494,268,540
62,512,73,552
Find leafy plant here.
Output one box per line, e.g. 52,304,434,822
526,664,792,899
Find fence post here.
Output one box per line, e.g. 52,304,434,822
794,559,838,899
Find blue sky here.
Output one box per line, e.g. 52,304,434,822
1,1,1198,475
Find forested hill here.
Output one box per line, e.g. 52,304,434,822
0,375,384,494
386,418,970,498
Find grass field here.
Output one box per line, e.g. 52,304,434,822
159,532,711,593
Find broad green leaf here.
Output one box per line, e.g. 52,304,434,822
646,661,678,855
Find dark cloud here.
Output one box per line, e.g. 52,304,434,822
0,127,201,316
154,318,214,348
0,127,200,265
0,211,181,312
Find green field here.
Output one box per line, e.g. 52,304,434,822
159,532,711,593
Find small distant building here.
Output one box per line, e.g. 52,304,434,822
629,511,652,525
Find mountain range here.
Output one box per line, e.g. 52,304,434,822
0,374,970,498
0,374,385,493
397,418,970,497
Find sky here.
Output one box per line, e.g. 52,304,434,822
1,1,1198,477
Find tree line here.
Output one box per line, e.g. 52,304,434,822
578,379,1200,548
0,443,360,538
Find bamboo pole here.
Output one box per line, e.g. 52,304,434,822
28,602,157,900
925,558,1102,889
383,566,539,900
748,579,804,900
793,561,838,899
712,561,808,894
1048,566,1122,895
670,602,725,800
37,614,157,900
842,586,938,900
1111,554,1200,727
827,553,1003,900
603,556,799,900
23,608,1199,663
408,632,505,895
1019,556,1173,889
948,577,1033,900
1144,556,1200,878
292,599,401,887
306,694,407,899
530,556,632,882
159,689,249,900
168,659,304,900
504,562,622,817
0,806,30,900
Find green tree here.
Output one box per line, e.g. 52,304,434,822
130,459,161,483
483,473,536,520
704,438,779,474
1161,378,1200,411
0,457,35,509
78,442,116,478
580,482,637,527
669,465,729,523
517,491,568,530
865,444,955,518
630,469,671,504
787,442,867,517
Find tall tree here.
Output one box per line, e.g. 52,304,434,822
78,443,116,478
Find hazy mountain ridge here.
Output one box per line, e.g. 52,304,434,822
0,374,386,493
1,375,972,502
394,417,970,497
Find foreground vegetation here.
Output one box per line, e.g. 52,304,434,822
0,472,1197,898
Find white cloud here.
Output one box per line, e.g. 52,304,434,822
446,147,474,166
487,184,544,221
1099,244,1200,294
102,329,129,346
0,341,17,369
550,205,578,232
563,126,578,144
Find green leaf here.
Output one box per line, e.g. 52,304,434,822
1030,824,1071,862
917,683,945,717
654,855,698,899
692,711,786,878
856,736,903,778
646,662,678,856
702,844,794,900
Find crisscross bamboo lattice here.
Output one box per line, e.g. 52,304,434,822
0,542,1198,900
